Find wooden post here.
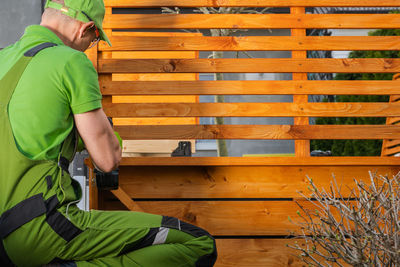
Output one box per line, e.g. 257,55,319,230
291,7,310,157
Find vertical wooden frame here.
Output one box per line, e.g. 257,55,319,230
291,7,310,157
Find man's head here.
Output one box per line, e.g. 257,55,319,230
41,0,110,52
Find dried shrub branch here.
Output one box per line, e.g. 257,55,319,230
289,172,400,266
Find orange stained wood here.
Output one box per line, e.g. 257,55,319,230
214,239,329,267
103,102,400,118
109,73,198,81
103,14,400,29
110,51,198,59
117,166,398,198
99,36,400,51
98,58,400,73
110,188,144,212
382,74,400,156
113,124,400,140
104,0,400,7
101,198,353,235
100,80,400,96
99,32,200,155
118,156,400,166
113,118,197,126
292,7,308,157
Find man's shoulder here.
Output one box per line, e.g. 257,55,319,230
40,45,90,65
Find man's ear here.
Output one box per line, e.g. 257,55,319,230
78,21,95,39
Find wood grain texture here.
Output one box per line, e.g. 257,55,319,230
117,166,398,198
103,14,400,29
111,51,197,59
119,156,400,166
100,198,349,235
291,7,309,157
110,188,144,212
103,102,400,117
100,80,400,96
215,239,306,267
123,140,195,153
113,125,400,140
99,36,400,51
382,145,400,156
104,0,400,7
110,73,198,81
98,58,400,73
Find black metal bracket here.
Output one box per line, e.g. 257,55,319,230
171,141,192,157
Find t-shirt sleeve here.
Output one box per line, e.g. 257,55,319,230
62,51,102,114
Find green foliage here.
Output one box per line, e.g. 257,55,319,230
311,26,400,156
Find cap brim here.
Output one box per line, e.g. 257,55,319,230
98,28,112,46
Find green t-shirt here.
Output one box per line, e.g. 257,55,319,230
0,25,102,160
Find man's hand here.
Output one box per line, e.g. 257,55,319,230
74,108,121,172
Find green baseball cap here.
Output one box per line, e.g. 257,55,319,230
45,0,111,46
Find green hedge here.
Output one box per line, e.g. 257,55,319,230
310,26,400,156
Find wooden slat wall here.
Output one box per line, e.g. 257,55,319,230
102,32,200,156
87,1,400,266
382,74,400,156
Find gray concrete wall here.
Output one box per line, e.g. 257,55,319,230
0,0,42,48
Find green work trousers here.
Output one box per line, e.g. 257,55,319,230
5,204,216,267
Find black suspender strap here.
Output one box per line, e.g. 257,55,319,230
23,42,57,57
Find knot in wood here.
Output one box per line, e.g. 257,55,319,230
163,60,177,72
383,58,393,69
281,125,292,133
184,212,197,222
341,59,351,67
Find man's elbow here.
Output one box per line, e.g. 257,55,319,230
98,148,121,173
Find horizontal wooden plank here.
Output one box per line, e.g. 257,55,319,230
123,140,195,153
104,102,400,117
111,73,198,81
118,166,398,198
99,36,400,51
114,118,198,126
215,238,349,267
100,80,400,95
112,32,203,37
215,239,307,267
110,51,198,59
98,58,400,73
103,14,400,29
104,0,400,7
114,125,400,140
112,95,197,103
100,199,346,235
118,156,400,166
